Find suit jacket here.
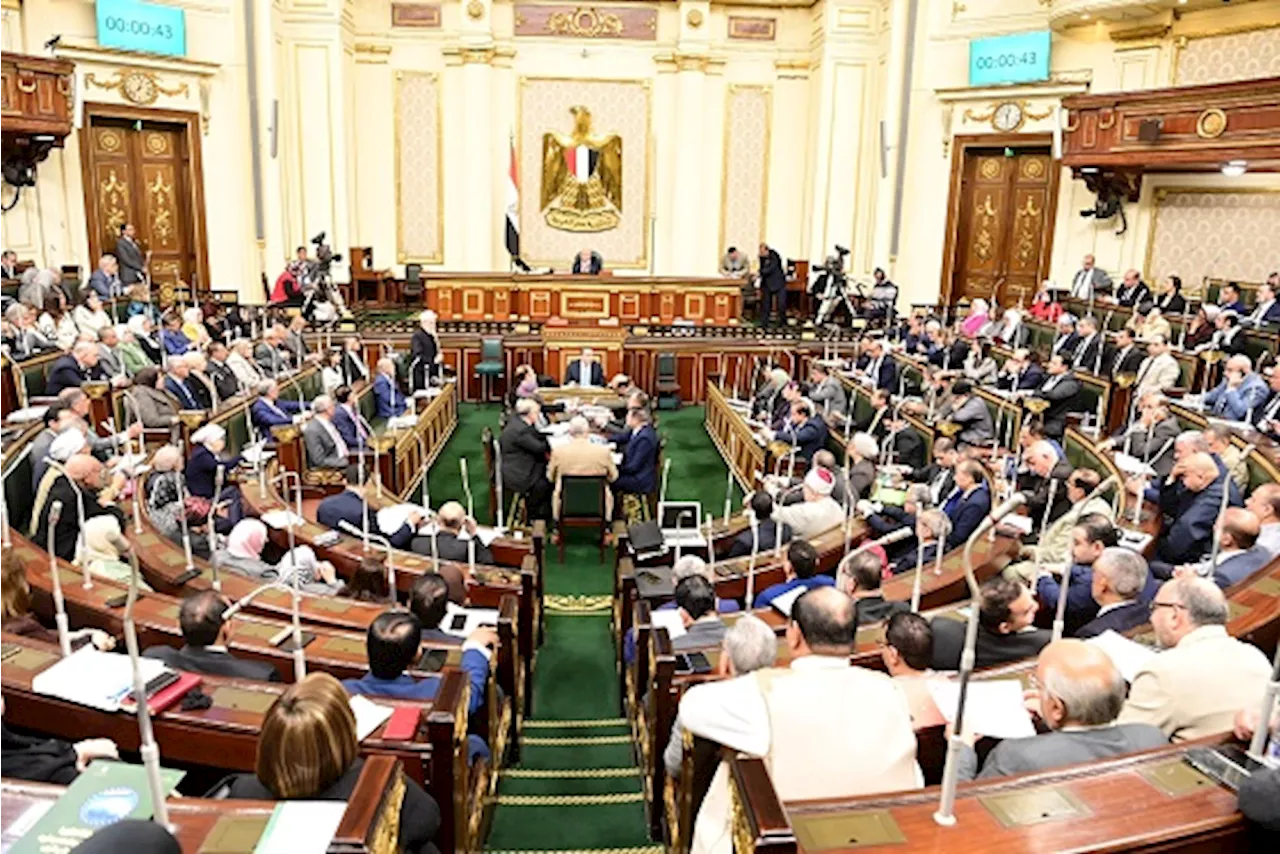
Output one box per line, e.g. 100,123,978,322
1,722,80,784
571,252,603,275
912,464,955,508
1026,459,1074,527
500,418,551,494
930,619,1052,671
758,249,785,292
1214,325,1247,356
1155,292,1186,314
1118,625,1271,740
1034,373,1083,438
342,350,371,386
1035,564,1099,635
1256,391,1280,432
115,236,145,284
958,723,1167,780
1071,333,1104,373
207,359,240,401
939,396,994,447
891,540,939,576
1156,481,1222,565
928,340,969,370
372,373,407,419
1245,298,1280,327
254,342,290,375
1239,766,1280,833
1212,545,1273,589
615,423,659,494
250,397,302,435
1134,353,1181,398
1204,374,1269,422
1075,601,1152,639
864,355,898,392
408,329,438,389
944,484,991,550
1118,416,1181,479
332,404,367,450
409,530,494,566
777,417,827,461
1106,344,1145,377
1050,332,1079,361
672,617,728,653
186,445,241,499
1070,267,1111,298
808,376,847,418
46,354,103,396
885,427,925,470
548,437,618,517
853,595,910,632
316,489,415,549
143,644,280,682
282,330,307,365
164,374,202,410
304,417,349,470
564,359,605,386
726,519,793,558
87,269,121,300
1115,281,1152,308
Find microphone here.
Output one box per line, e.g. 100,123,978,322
47,501,72,656
935,492,1026,827
835,527,912,579
745,513,760,607
209,465,225,591
221,580,290,620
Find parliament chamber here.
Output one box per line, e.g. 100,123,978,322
3,0,1280,853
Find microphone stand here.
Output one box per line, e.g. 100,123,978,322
910,535,926,614
934,493,1027,827
208,465,225,591
1034,475,1059,588
705,513,716,575
492,435,504,530
339,520,398,603
659,458,671,509
175,469,195,576
745,515,760,607
723,435,735,524
1247,643,1280,760
44,458,88,585
46,501,72,656
357,413,383,499
119,538,171,831
460,457,474,522
1207,444,1254,574
271,468,306,681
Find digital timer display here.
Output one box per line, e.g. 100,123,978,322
969,30,1051,87
96,0,186,57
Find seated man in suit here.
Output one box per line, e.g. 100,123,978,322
143,590,280,681
880,612,945,730
942,460,991,550
1108,392,1181,480
611,406,659,502
1006,470,1114,586
87,253,122,301
571,248,603,275
1024,440,1074,527
411,500,494,565
670,576,728,652
1247,482,1280,555
680,587,921,853
205,342,242,401
1036,514,1121,635
995,348,1045,393
250,379,306,436
912,438,957,507
1119,576,1271,740
839,551,909,632
1204,354,1269,422
331,386,368,451
317,464,422,549
1113,269,1151,308
548,415,617,520
727,491,793,558
1048,314,1079,362
772,467,845,540
501,398,553,523
1134,335,1182,400
778,449,849,508
1070,315,1104,374
806,362,847,422
1179,507,1272,589
46,341,107,396
958,639,1167,780
1076,547,1153,638
767,399,828,461
937,380,993,448
931,576,1052,670
1218,282,1247,316
864,483,930,564
166,354,208,410
753,539,834,609
890,509,949,576
253,325,293,376
372,357,408,419
564,347,605,387
1104,328,1146,377
408,573,466,642
1031,354,1083,441
1153,453,1227,569
303,394,351,471
1243,280,1280,327
857,337,898,392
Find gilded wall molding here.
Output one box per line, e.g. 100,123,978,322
84,69,189,106
728,16,776,41
514,5,658,41
654,53,725,74
442,46,516,66
774,58,810,80
391,3,442,28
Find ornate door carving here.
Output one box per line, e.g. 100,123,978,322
81,108,205,291
950,146,1055,309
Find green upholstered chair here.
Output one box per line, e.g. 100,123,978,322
558,474,609,561
475,337,504,402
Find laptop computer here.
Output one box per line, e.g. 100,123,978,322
660,501,705,546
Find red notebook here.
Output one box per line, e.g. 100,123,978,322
120,671,203,715
382,707,420,741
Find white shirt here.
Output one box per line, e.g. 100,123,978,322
579,358,594,387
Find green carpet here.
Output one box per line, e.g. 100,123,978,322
421,403,732,852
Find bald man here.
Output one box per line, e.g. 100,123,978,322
1024,440,1073,526
1204,354,1268,422
1070,253,1111,300
1246,482,1280,555
957,640,1167,779
1154,453,1226,568
372,356,407,419
1177,507,1271,589
33,454,125,562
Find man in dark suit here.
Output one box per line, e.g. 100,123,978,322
143,591,280,681
1031,354,1083,441
45,342,106,396
996,349,1045,392
1105,328,1145,376
881,410,925,469
890,508,947,576
317,465,422,548
564,347,605,386
1243,281,1280,328
1202,508,1272,589
33,455,125,563
1113,269,1151,308
114,222,147,286
1218,282,1247,316
206,342,241,401
0,249,17,280
1049,316,1079,362
1076,547,1152,638
860,338,898,392
501,398,553,522
956,638,1167,779
303,395,350,470
1036,514,1120,635
771,399,827,461
332,386,368,450
1112,393,1181,479
612,406,659,500
250,379,305,435
1154,453,1226,568
1024,440,1074,527
841,551,910,632
571,248,603,275
164,357,204,410
911,437,958,507
411,500,494,565
927,329,969,370
727,491,793,558
670,576,728,652
942,460,991,550
757,242,786,327
87,254,122,301
1253,366,1280,437
409,572,468,643
931,575,1052,670
1070,315,1104,374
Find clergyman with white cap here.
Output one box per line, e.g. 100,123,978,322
770,467,845,539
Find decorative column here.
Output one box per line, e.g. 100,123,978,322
445,0,498,270
663,1,716,274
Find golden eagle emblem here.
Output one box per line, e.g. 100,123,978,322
540,105,622,233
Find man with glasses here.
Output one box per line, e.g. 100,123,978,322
1118,576,1270,740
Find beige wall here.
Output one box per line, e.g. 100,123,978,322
2,0,1276,305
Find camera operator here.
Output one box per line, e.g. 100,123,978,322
813,245,854,326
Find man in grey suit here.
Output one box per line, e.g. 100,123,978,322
937,380,993,448
303,395,350,470
1192,507,1273,589
958,639,1167,780
114,223,147,286
806,363,847,422
671,575,727,653
1109,393,1181,479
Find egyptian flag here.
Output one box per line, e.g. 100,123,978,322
506,133,520,261
565,144,599,182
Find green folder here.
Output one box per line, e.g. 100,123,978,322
10,760,185,854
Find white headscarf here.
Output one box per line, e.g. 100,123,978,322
50,429,87,462
191,424,226,447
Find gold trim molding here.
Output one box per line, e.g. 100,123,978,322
84,69,189,106
654,53,726,74
442,46,516,66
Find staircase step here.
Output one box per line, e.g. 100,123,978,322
498,772,641,797
490,792,644,807
484,802,653,850
524,718,627,729
511,742,636,771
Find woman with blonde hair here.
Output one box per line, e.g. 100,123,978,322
214,673,441,852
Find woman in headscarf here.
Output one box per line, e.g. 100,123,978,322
995,309,1026,348
218,519,341,594
143,444,210,557
226,339,265,390
960,298,989,339
73,291,112,339
80,515,152,590
182,306,210,349
409,309,441,392
186,425,244,533
129,313,163,363
118,320,155,374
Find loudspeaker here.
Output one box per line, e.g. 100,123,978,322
1138,119,1162,142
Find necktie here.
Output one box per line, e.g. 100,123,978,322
1264,395,1280,422
352,408,368,439
176,381,196,408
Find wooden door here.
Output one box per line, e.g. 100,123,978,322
948,145,1055,309
81,108,207,291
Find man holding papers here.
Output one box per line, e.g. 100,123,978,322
317,465,423,549
752,540,834,610
956,640,1167,780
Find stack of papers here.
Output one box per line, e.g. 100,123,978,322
443,602,501,637
1113,452,1155,478
377,502,428,535
261,509,306,530
254,801,348,854
4,405,48,424
928,679,1036,739
1086,630,1158,682
348,695,393,741
387,414,417,431
31,647,170,713
457,525,500,547
650,608,688,641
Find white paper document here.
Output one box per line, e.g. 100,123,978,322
348,694,393,742
254,801,348,854
377,503,426,536
1113,452,1156,478
261,509,306,530
650,608,688,641
457,525,500,547
769,586,805,618
31,647,169,713
1086,630,1158,683
927,679,1036,740
443,603,501,637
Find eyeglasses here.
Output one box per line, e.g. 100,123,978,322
1151,601,1187,612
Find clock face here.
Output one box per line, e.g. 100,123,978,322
123,72,158,105
993,102,1023,132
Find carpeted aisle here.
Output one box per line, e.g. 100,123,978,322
422,402,736,853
